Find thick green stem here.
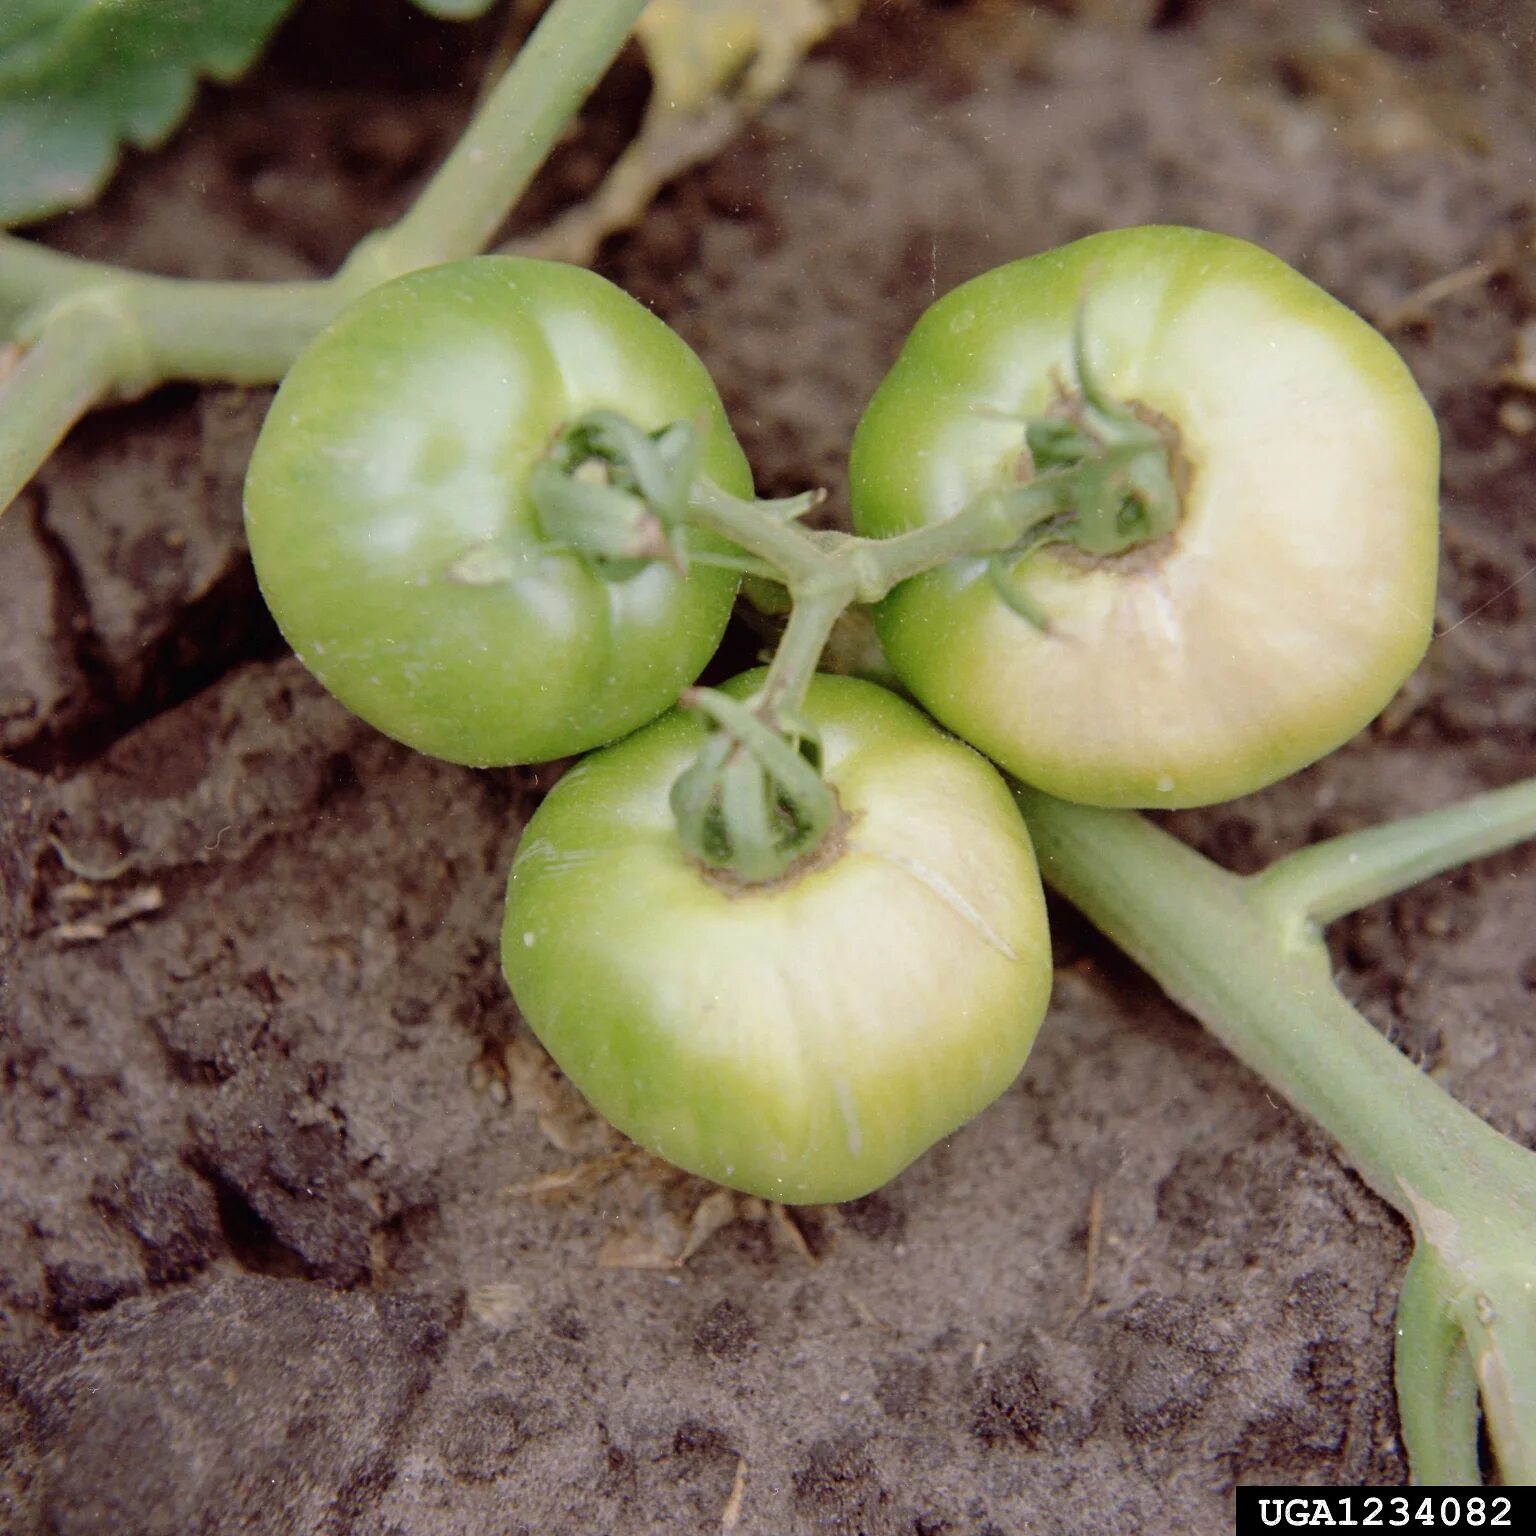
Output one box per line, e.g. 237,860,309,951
1017,784,1536,1484
1016,788,1536,1216
0,272,337,518
0,244,335,382
336,0,649,287
1394,1247,1485,1485
0,301,128,513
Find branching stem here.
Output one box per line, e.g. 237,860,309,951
685,478,831,587
1016,783,1536,1486
0,0,648,518
0,299,130,514
683,475,1068,603
656,425,1166,881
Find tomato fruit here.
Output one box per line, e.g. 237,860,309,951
850,226,1440,808
502,672,1053,1204
244,257,752,766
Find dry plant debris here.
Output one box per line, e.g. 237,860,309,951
495,1032,825,1270
514,0,861,264
1246,12,1488,160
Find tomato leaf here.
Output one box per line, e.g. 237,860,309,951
0,0,301,226
0,0,502,227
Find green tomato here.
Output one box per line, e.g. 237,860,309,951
502,672,1053,1205
850,226,1440,808
244,257,751,766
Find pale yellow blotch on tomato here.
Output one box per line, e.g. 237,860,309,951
503,674,1054,1205
853,226,1440,809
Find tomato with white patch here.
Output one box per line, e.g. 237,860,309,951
502,671,1053,1204
850,226,1440,808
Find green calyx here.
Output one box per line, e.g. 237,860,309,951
522,304,1189,884
670,688,841,886
528,409,702,578
987,307,1185,626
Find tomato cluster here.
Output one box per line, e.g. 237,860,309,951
245,232,1439,1202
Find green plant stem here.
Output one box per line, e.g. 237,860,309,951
0,301,129,514
680,474,969,717
1394,1248,1484,1485
1016,783,1536,1484
1254,776,1536,928
0,0,648,518
685,475,1068,603
668,471,1131,881
757,586,848,717
686,479,830,586
336,0,649,287
0,241,335,381
844,481,1068,598
1018,787,1535,1215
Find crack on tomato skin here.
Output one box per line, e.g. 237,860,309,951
851,843,1021,963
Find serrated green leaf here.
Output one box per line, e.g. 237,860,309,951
0,0,298,228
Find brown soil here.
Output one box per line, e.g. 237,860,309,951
3,1,1536,1532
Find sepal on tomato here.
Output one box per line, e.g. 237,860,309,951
530,409,703,579
669,687,838,883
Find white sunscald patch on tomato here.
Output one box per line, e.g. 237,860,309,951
502,672,1054,1205
850,225,1439,809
